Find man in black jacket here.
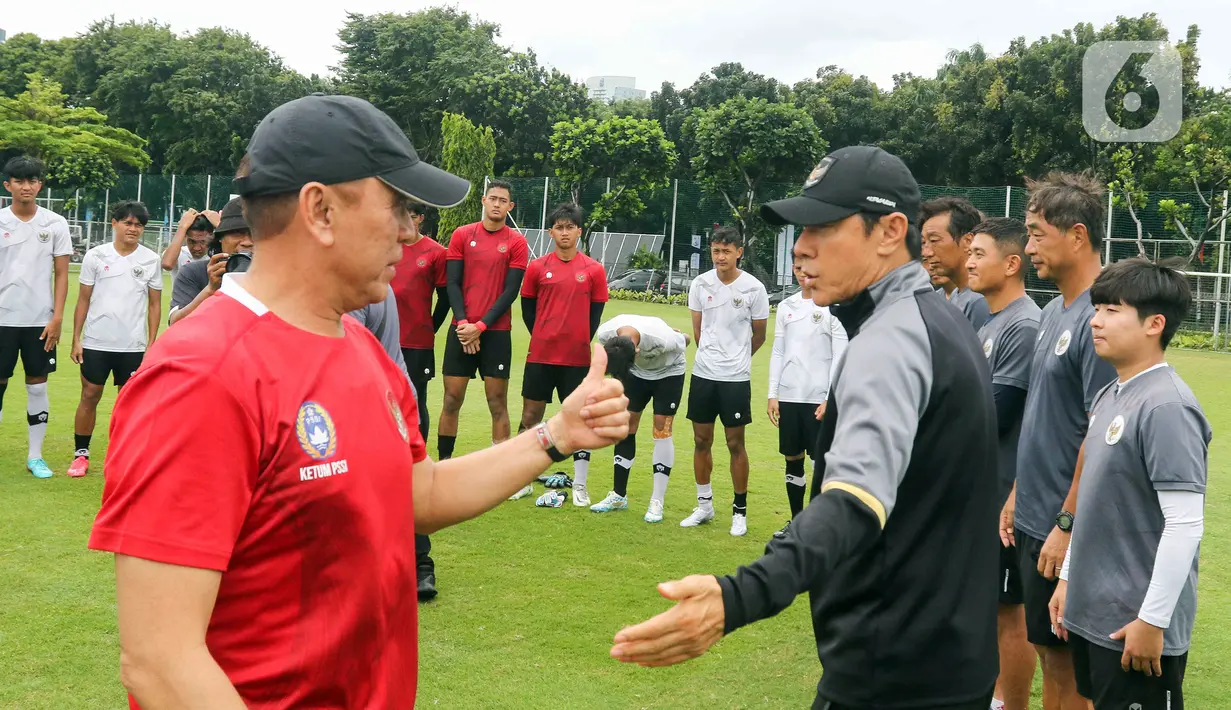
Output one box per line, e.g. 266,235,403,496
611,146,1000,710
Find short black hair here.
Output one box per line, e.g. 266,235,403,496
1025,171,1106,252
860,212,922,260
548,202,584,228
188,214,215,234
3,156,45,182
110,200,150,226
919,196,984,241
1090,257,1191,349
486,180,513,199
407,201,426,217
604,336,637,382
972,217,1028,278
711,226,743,248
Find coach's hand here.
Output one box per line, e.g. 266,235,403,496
610,575,725,667
1037,526,1069,581
40,316,62,351
999,488,1016,547
206,253,228,292
1110,619,1165,676
549,344,629,453
767,398,781,428
1048,580,1068,641
70,340,84,365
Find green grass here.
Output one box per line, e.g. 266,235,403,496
1,281,1228,709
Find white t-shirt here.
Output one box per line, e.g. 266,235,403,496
596,313,687,380
768,292,848,404
170,245,205,284
688,270,769,382
0,206,73,327
79,242,162,352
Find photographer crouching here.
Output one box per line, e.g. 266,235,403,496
168,197,253,325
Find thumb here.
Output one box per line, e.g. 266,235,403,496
657,579,691,601
1109,627,1127,641
586,342,609,381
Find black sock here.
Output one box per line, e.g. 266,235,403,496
0,381,7,414
75,433,92,456
786,458,807,517
733,492,748,517
613,435,635,497
438,435,456,460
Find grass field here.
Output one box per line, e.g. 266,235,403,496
0,279,1228,709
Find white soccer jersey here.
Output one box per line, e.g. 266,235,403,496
768,292,848,404
596,313,687,379
79,242,162,352
688,270,769,382
170,245,204,284
0,206,73,327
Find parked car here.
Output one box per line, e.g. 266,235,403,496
768,285,801,307
609,269,662,292
657,273,691,296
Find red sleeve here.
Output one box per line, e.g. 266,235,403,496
509,234,530,270
521,259,541,298
591,260,609,302
432,245,447,287
89,362,261,571
446,227,467,261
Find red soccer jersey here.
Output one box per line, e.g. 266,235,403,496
89,277,428,710
521,251,609,366
445,222,529,331
392,237,447,349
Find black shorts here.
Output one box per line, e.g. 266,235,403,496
687,375,752,428
81,349,144,387
1071,633,1186,709
522,362,587,403
778,401,821,458
0,326,58,379
820,691,994,710
442,325,512,380
625,373,684,417
1016,531,1064,646
402,347,436,384
999,542,1023,606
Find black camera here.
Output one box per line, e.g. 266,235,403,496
225,252,253,274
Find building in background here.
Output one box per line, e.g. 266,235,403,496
586,76,646,103
0,28,7,43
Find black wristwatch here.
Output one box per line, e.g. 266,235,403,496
1055,510,1075,532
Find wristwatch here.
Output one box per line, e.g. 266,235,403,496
533,421,569,463
1055,510,1075,532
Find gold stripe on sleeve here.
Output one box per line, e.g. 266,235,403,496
820,481,887,529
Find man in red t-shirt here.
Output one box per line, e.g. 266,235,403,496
517,203,609,501
87,94,630,710
390,200,450,602
439,180,529,466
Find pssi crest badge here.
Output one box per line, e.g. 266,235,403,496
804,157,835,189
296,402,337,461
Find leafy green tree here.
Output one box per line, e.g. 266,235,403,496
626,245,666,270
0,73,149,189
436,112,495,245
792,66,885,152
550,116,676,242
0,33,73,98
1152,108,1231,264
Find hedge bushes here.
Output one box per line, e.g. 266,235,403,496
608,288,688,306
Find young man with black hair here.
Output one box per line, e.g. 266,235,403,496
1014,172,1118,710
596,314,690,521
966,217,1041,710
169,197,253,325
439,181,529,467
768,260,846,537
0,155,72,479
920,196,990,331
66,201,162,478
162,208,218,284
1050,258,1208,710
517,203,608,502
683,227,769,536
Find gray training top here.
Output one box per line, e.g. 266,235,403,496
977,295,1041,505
169,258,210,316
1014,290,1118,540
348,286,411,387
1065,365,1210,655
941,286,991,331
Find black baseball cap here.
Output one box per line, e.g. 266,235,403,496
214,197,247,236
234,93,471,209
761,146,920,227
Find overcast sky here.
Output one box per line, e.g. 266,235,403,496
5,1,1229,93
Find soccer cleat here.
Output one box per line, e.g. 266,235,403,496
644,499,664,523
590,492,629,513
572,485,591,508
535,490,566,508
417,570,438,602
730,513,748,537
772,520,792,539
67,453,89,478
508,483,534,501
27,458,53,480
679,507,715,528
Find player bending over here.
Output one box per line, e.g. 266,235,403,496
596,314,690,521
517,202,608,502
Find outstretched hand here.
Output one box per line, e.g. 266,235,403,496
610,575,726,667
550,344,629,453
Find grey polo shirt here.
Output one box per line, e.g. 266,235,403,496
977,295,1041,505
1065,365,1210,655
940,286,991,331
1014,291,1118,540
348,286,411,387
170,258,210,315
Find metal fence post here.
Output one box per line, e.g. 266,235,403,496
206,174,212,209
480,176,489,222
667,179,679,296
74,189,80,222
1004,186,1012,218
540,177,549,230
1215,190,1229,342
136,174,143,203
168,174,177,249
1104,191,1113,264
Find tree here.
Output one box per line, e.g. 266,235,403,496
1153,108,1231,264
550,116,677,243
0,73,149,189
792,66,885,152
680,62,788,110
436,113,495,246
335,8,506,164
686,97,825,265
0,33,73,98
